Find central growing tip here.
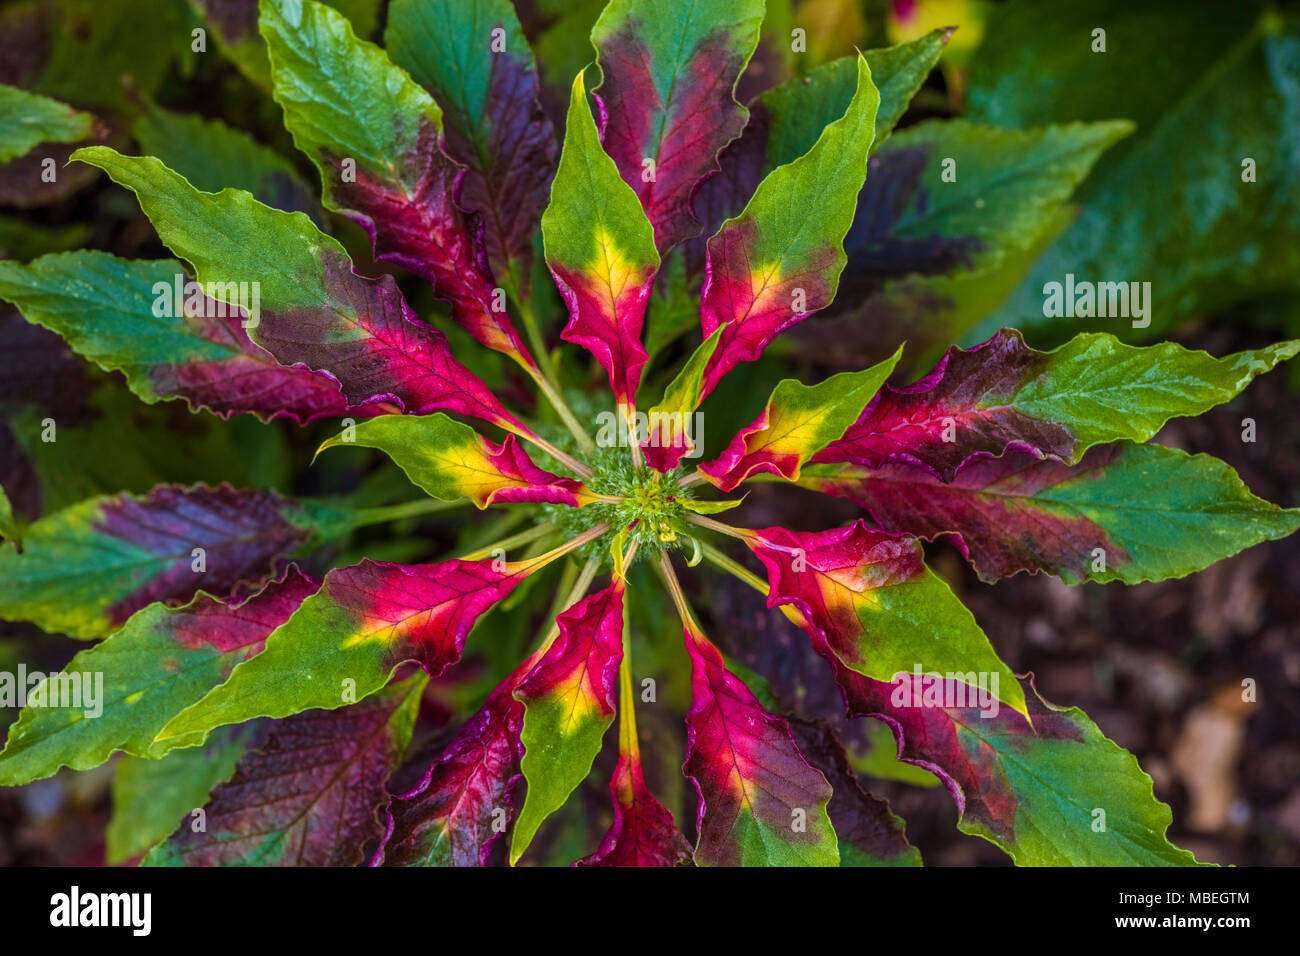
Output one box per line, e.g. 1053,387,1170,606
544,445,696,563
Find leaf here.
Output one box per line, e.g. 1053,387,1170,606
692,31,951,267
0,485,344,638
72,146,527,434
699,54,879,398
542,70,660,406
511,581,624,864
187,0,275,89
145,671,425,866
5,386,281,519
0,216,90,261
788,720,920,867
770,32,950,168
967,1,1300,341
801,442,1300,584
742,521,1026,717
317,413,589,509
107,724,258,864
0,252,365,424
259,0,534,367
132,107,324,222
376,657,535,866
0,568,318,786
817,646,1205,865
385,0,557,294
188,0,388,90
573,590,691,868
700,347,901,492
679,497,744,516
640,325,722,471
816,329,1299,480
683,621,839,866
590,0,764,252
574,722,691,867
4,0,181,113
0,83,94,162
156,552,556,745
799,119,1130,366
0,483,17,549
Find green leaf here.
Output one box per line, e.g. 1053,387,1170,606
590,0,765,252
989,699,1207,865
259,0,537,366
73,145,333,317
701,346,902,491
744,522,1028,718
510,582,623,864
70,146,523,430
0,569,317,786
828,666,1208,865
316,413,589,509
154,553,544,748
259,0,442,212
107,725,256,863
385,0,555,291
188,0,383,90
0,484,17,550
830,118,1130,362
757,31,950,169
699,53,880,393
541,68,660,406
650,326,724,423
0,83,94,162
132,106,323,222
0,485,350,639
1016,335,1300,454
817,329,1300,481
967,1,1300,340
679,496,745,516
9,0,183,113
0,251,357,423
803,442,1300,585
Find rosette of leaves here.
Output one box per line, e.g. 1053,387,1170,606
0,0,1296,867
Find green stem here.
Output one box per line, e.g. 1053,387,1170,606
515,427,593,478
656,552,698,632
459,521,557,561
521,523,609,575
617,596,638,759
349,497,468,527
685,512,751,541
699,541,768,595
458,507,530,556
625,404,644,470
517,298,596,454
678,469,708,489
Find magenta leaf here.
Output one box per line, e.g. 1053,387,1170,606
145,671,426,866
376,657,536,867
683,621,839,866
591,0,765,252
